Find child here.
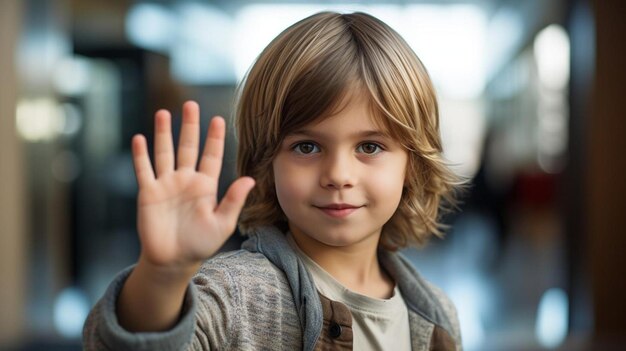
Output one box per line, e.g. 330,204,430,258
83,11,463,350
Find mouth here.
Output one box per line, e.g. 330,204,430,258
314,203,363,218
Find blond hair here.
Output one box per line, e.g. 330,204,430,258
235,11,462,249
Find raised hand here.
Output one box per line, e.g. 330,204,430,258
131,101,255,272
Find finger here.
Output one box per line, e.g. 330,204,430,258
215,177,255,232
177,101,201,170
154,109,175,176
131,134,155,186
198,116,225,179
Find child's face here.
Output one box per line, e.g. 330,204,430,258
272,92,408,250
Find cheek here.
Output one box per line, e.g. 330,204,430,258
367,156,407,205
273,158,310,207
368,171,405,201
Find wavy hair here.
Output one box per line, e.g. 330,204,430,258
234,11,463,249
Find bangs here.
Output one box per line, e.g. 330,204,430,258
278,31,361,141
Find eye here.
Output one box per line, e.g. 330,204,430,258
292,142,320,155
357,142,383,155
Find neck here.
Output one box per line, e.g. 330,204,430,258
290,229,394,299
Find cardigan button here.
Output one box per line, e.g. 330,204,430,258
329,322,342,338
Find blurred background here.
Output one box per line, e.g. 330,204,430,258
1,0,624,350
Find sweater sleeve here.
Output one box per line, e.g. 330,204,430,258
82,251,301,350
81,265,199,351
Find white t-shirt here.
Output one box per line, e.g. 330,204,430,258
287,233,412,350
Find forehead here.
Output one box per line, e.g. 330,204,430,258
286,88,392,138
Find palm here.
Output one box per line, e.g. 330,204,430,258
131,102,254,270
138,171,219,266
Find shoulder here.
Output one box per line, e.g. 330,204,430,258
386,252,462,347
421,280,462,349
199,249,281,274
182,252,302,349
424,282,460,331
193,249,295,307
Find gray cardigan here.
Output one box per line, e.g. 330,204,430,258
83,226,461,350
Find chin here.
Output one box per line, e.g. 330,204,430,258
310,227,376,247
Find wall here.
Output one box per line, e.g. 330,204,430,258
0,0,27,346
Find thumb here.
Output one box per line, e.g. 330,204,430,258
215,177,256,232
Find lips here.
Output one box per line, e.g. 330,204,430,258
314,203,363,218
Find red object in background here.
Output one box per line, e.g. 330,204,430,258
513,171,558,207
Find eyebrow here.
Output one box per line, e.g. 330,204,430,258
286,129,391,139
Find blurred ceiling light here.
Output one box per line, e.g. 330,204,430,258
534,25,570,90
440,99,486,178
400,5,487,100
53,287,90,338
16,98,64,142
53,56,92,96
234,4,487,99
125,3,174,53
535,24,569,174
171,3,234,84
535,288,568,348
126,3,488,94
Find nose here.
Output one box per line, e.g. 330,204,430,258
320,152,356,189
